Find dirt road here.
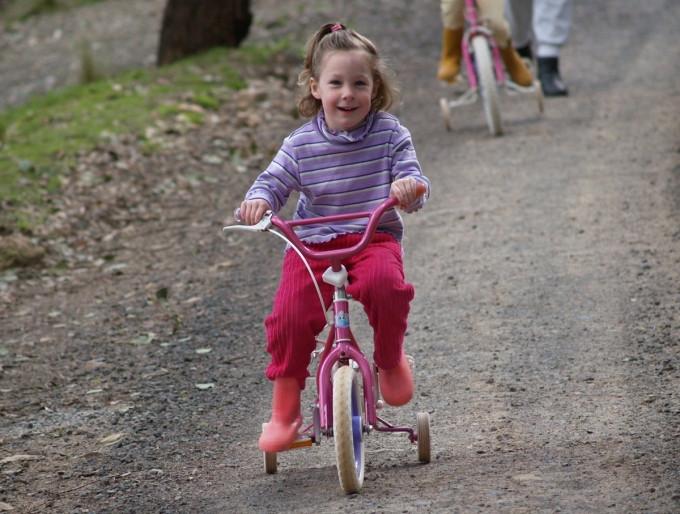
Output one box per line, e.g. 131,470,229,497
1,1,678,512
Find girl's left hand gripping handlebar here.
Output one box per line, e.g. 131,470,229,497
229,207,273,232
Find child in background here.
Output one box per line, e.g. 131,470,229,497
238,22,431,453
437,0,533,86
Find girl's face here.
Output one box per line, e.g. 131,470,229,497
311,49,374,132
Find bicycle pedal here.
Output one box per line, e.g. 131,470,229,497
289,436,313,449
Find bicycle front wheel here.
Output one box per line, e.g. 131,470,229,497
471,35,502,136
333,365,365,494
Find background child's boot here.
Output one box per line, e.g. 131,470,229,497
500,41,533,86
258,377,302,452
378,354,413,406
437,28,463,83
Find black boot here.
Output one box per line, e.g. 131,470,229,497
537,57,568,96
516,44,533,60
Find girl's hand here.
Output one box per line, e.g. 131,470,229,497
238,199,271,225
390,178,423,210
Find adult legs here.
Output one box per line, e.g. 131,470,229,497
533,0,572,58
505,0,533,50
533,0,571,96
505,0,571,95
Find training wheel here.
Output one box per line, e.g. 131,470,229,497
263,451,277,474
439,97,452,131
261,423,278,474
416,412,431,463
535,80,544,115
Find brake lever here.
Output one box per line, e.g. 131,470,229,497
223,210,274,233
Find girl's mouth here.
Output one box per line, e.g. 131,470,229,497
337,106,357,112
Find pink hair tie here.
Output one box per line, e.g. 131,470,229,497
330,23,345,32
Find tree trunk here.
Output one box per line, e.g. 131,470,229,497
157,0,252,66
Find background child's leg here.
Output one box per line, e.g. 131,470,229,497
438,0,465,82
265,249,332,390
441,0,465,29
345,235,415,371
481,0,534,85
478,0,512,45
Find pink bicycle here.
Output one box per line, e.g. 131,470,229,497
439,0,543,136
223,191,431,494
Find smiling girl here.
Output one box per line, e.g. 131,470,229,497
237,23,431,453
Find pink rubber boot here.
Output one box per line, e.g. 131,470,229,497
378,354,414,407
258,377,302,452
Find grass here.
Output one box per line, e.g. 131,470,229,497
0,40,295,233
0,0,105,24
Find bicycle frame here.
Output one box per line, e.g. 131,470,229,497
313,282,416,442
265,197,419,442
462,0,506,90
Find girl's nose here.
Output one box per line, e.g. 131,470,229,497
341,86,354,99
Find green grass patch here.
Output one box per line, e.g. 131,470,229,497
1,0,105,24
0,41,297,233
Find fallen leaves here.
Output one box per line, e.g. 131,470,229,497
127,332,156,345
99,432,126,446
0,454,42,465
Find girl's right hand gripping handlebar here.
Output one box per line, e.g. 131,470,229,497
227,182,427,263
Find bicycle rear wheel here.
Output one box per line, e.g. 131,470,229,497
333,365,365,493
471,35,502,136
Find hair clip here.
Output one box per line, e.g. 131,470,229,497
330,23,345,32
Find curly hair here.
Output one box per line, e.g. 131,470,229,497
297,23,399,118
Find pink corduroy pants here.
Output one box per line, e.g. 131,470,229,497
264,233,415,390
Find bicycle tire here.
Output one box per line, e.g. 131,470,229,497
416,412,431,463
333,365,365,493
263,451,277,474
471,35,502,136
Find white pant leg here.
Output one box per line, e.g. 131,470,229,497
504,0,533,48
533,0,572,57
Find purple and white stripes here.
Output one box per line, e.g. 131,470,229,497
245,111,430,243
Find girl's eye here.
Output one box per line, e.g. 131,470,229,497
329,80,341,86
356,81,367,87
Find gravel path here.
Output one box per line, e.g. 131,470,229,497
1,1,678,512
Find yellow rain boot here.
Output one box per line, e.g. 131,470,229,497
437,28,463,83
499,41,533,87
258,377,302,452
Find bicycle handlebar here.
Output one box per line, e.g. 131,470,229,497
227,183,427,264
270,196,400,264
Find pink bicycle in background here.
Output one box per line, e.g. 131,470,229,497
439,0,543,136
223,190,431,494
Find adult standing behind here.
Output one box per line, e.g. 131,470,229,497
505,0,572,96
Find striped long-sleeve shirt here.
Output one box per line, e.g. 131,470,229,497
244,110,430,243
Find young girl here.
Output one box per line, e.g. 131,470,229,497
238,22,431,453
